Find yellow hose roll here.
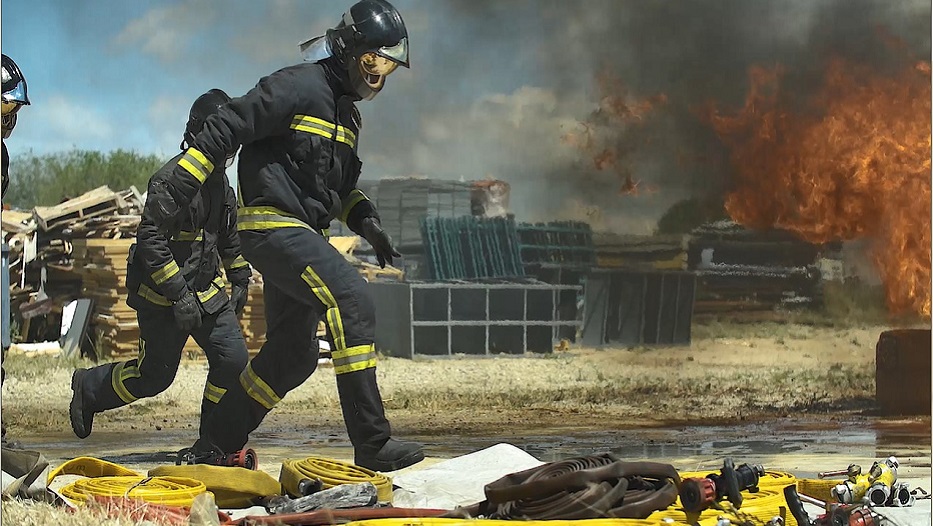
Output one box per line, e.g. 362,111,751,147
280,456,393,502
758,471,797,488
58,475,208,507
47,456,139,486
149,464,282,508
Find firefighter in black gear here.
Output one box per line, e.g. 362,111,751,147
69,89,252,445
1,53,30,197
2,53,30,447
149,0,424,472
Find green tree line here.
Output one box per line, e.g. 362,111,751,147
5,149,164,209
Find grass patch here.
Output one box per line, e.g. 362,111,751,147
3,353,93,380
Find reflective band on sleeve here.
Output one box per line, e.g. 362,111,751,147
137,284,172,306
196,277,226,303
111,360,141,404
289,115,356,149
332,344,377,375
151,260,180,285
224,254,249,270
178,148,214,184
338,188,370,223
239,362,281,410
300,266,346,352
172,230,203,242
203,382,227,404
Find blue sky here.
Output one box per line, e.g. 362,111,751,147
2,0,929,230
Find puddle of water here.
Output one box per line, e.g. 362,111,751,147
20,416,931,482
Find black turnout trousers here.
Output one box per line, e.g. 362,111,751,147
78,301,248,436
200,227,390,453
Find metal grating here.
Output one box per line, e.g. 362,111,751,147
371,281,581,358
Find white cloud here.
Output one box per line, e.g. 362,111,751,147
148,94,190,153
113,2,217,64
10,94,115,153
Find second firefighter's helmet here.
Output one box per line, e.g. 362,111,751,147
182,88,238,167
2,54,30,139
300,0,409,101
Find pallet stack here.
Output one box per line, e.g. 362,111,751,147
420,215,525,280
517,221,596,268
376,178,473,250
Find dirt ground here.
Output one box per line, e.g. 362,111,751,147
0,320,901,440
1,319,928,526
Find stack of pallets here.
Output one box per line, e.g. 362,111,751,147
420,215,524,280
517,221,596,268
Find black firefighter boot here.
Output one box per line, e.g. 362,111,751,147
69,368,95,439
338,368,424,472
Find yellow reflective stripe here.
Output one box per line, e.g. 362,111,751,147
137,338,147,369
290,114,356,148
224,255,248,270
203,382,227,404
111,361,140,404
332,344,377,375
236,206,315,232
239,362,280,410
334,358,377,375
137,284,172,307
196,277,226,303
178,148,213,184
300,266,346,351
335,126,356,147
339,189,370,222
151,260,180,285
172,230,203,242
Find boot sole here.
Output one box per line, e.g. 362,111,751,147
69,370,92,439
357,448,425,472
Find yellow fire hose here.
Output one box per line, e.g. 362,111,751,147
796,477,842,502
47,457,207,507
280,456,393,502
150,464,282,508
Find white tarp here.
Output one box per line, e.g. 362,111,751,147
391,443,544,509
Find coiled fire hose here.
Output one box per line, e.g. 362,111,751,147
445,454,681,520
47,457,207,507
280,456,394,502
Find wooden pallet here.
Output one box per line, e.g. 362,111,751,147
33,186,126,231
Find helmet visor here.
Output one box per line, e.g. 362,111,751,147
376,37,408,67
2,79,28,105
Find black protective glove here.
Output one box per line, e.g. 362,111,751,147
230,281,249,317
172,290,202,332
361,217,401,269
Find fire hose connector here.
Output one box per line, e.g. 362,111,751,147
866,482,890,506
680,477,717,512
889,481,914,507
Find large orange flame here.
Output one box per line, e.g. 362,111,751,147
706,56,931,317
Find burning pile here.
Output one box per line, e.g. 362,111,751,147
562,70,666,197
706,50,931,317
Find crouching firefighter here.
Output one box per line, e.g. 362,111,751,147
69,89,255,467
146,0,424,472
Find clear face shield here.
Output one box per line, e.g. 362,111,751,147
1,102,22,139
225,148,239,169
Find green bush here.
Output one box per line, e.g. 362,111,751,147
5,149,164,209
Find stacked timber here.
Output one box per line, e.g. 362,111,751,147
686,220,822,314
592,233,687,271
71,238,138,356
